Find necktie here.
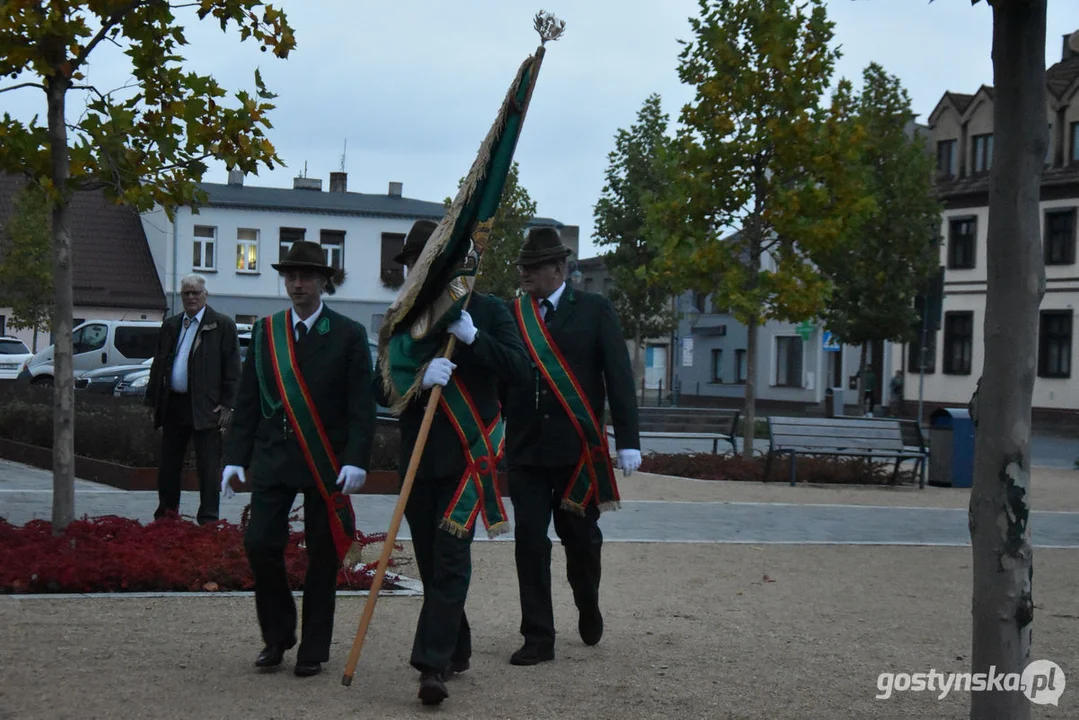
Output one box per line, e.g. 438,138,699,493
296,322,308,343
542,299,555,326
183,317,191,330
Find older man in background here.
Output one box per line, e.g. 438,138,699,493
146,273,241,524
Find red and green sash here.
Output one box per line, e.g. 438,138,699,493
437,377,509,538
254,310,357,564
513,297,620,514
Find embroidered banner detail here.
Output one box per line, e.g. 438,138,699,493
437,376,509,539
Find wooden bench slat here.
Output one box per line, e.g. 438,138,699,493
773,437,905,451
770,426,900,441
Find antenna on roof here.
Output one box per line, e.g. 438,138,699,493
302,161,308,179
340,140,347,173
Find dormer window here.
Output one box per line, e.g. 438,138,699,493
937,139,957,178
972,133,994,174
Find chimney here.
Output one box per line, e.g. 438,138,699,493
293,176,322,191
329,172,347,193
227,169,244,187
388,181,403,198
1064,32,1079,61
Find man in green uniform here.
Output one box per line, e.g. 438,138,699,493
378,219,530,705
221,241,377,678
502,226,641,666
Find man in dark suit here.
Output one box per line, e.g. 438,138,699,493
502,226,641,666
146,273,241,525
377,219,530,705
220,241,376,678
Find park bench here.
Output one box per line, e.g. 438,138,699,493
616,407,741,455
764,415,929,487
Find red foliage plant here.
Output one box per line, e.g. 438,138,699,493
0,507,403,594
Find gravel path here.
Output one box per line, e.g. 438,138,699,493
2,542,1076,719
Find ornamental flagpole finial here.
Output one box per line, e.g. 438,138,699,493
534,10,566,45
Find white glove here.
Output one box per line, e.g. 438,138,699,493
447,310,478,345
617,449,642,477
221,465,245,499
336,465,367,494
422,358,457,389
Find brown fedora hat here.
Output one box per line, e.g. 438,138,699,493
393,219,438,265
272,240,335,277
516,226,572,266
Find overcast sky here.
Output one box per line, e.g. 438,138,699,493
4,1,1077,259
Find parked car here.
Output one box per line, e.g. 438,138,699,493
0,336,34,381
20,319,161,386
75,357,154,394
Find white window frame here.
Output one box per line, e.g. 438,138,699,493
236,228,259,274
321,230,345,271
193,225,216,271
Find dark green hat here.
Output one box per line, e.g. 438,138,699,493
272,240,344,294
394,219,438,265
516,226,572,266
272,240,334,277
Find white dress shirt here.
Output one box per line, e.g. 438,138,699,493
170,306,206,393
293,302,324,341
540,282,567,321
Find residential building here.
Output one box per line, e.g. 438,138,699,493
575,254,889,411
668,291,889,412
900,32,1079,420
0,173,167,352
140,171,573,334
575,256,671,394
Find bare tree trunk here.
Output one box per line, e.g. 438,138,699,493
47,75,75,533
969,3,1046,718
32,327,38,354
743,318,758,458
858,342,868,415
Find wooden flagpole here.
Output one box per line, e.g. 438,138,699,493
341,12,562,687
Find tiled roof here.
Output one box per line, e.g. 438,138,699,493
197,182,565,228
0,174,166,310
947,92,975,114
1047,56,1079,99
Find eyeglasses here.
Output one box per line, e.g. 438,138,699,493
180,290,205,297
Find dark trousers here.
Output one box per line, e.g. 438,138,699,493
155,391,221,524
509,465,602,649
244,481,343,664
404,474,473,673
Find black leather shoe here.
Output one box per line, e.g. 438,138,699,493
418,672,449,705
440,658,470,681
509,644,555,666
255,637,297,668
579,607,604,646
294,661,322,677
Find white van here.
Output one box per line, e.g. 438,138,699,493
21,319,162,386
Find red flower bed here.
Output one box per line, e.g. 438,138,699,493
0,508,404,594
640,452,917,485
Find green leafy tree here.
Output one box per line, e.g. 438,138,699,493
649,0,869,456
443,160,537,301
0,181,54,351
593,93,679,383
815,62,942,396
0,0,295,532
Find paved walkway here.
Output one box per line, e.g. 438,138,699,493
4,459,1078,548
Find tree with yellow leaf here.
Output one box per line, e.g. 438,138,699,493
649,0,868,457
0,0,295,532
